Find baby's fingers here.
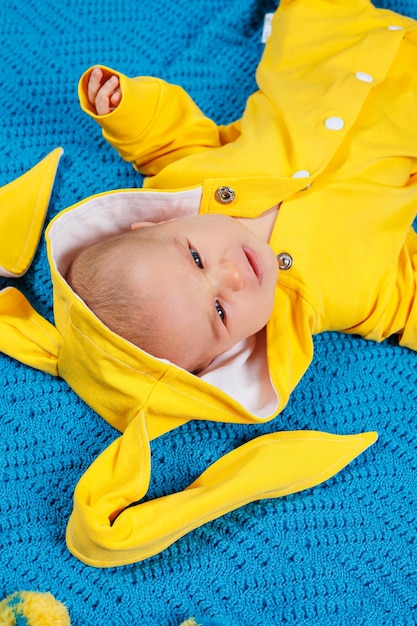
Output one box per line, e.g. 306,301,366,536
87,67,120,115
95,76,119,114
110,89,122,109
87,66,105,107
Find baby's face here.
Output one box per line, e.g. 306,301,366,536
129,213,278,372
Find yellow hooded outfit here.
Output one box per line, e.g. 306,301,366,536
2,0,417,567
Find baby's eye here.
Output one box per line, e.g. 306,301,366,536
189,248,203,269
215,300,225,323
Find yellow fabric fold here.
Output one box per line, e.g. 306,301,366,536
0,287,61,375
0,147,63,277
66,425,377,567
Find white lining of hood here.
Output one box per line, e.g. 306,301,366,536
48,187,279,419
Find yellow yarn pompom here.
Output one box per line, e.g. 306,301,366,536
0,591,70,626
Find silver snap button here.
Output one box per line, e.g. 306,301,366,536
215,186,235,204
277,252,293,270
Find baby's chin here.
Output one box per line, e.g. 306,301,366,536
157,346,214,376
190,357,213,376
170,351,213,375
175,348,222,376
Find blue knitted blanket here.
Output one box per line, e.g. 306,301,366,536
1,1,416,625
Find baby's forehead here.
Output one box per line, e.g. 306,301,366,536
123,212,230,254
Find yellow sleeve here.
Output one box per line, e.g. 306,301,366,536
355,228,417,351
78,65,231,176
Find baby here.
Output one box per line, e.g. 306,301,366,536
67,209,279,374
70,47,417,375
67,67,280,372
15,0,417,567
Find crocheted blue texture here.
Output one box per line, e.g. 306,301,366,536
1,1,416,625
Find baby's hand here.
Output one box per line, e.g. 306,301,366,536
87,66,122,115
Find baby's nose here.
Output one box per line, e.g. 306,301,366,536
218,259,245,292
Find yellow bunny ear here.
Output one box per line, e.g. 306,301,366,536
0,287,61,375
0,147,63,278
67,422,378,567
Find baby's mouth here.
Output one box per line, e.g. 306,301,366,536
242,246,263,285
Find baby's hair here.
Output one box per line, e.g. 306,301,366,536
65,229,161,354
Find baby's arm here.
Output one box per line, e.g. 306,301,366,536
87,67,122,115
79,65,235,177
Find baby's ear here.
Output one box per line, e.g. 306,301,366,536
130,221,158,230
